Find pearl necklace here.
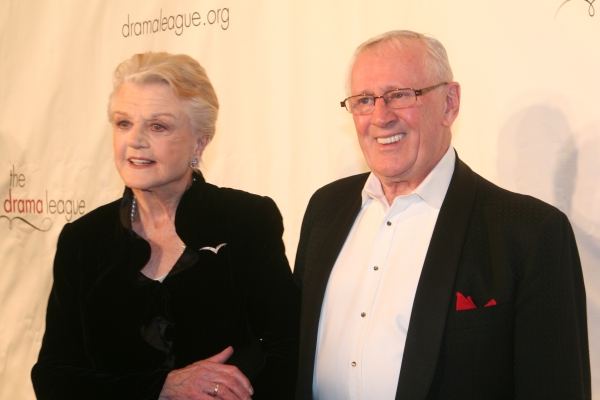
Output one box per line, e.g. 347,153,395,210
130,195,137,223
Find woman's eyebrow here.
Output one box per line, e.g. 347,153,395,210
150,112,178,121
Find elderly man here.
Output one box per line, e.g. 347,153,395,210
294,30,590,400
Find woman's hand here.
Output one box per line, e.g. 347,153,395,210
159,346,254,400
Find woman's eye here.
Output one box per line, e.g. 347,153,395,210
116,121,130,128
151,124,166,131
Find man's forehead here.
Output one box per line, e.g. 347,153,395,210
351,44,427,92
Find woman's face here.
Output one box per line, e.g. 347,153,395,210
111,83,202,196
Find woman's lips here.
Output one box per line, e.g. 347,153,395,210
128,158,154,165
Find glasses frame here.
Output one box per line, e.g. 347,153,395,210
340,82,448,114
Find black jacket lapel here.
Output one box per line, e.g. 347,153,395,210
295,173,367,399
396,156,477,400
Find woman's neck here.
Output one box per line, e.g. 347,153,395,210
131,174,193,227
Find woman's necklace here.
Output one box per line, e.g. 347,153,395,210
130,195,137,223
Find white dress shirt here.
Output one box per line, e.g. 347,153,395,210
313,146,455,400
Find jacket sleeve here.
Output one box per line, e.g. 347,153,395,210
513,210,591,399
243,196,301,399
31,223,169,400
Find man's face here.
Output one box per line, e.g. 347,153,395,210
351,42,458,193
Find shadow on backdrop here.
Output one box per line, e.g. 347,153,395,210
496,104,577,214
497,104,600,391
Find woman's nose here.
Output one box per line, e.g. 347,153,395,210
127,125,147,148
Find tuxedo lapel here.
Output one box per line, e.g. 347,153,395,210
296,174,366,399
395,156,478,400
302,193,363,301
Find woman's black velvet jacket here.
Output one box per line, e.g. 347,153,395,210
31,173,300,399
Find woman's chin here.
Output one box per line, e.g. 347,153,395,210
120,176,153,191
122,175,193,195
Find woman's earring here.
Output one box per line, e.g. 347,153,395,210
190,156,199,169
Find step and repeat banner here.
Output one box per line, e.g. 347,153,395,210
1,0,599,397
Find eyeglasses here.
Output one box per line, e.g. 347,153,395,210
340,82,447,115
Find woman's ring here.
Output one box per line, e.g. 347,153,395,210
212,383,220,397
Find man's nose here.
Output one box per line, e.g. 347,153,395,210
371,96,397,127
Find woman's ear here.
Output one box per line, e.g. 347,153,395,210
195,136,211,159
442,82,461,127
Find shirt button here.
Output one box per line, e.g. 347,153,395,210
351,361,357,367
360,312,366,317
373,266,379,271
387,221,392,226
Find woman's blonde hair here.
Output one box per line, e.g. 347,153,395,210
108,52,219,143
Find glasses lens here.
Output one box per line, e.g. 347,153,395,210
347,95,374,114
385,90,415,109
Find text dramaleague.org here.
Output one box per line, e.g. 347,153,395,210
122,8,229,37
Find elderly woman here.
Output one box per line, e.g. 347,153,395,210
31,53,300,399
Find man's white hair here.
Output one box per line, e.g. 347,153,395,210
345,30,454,95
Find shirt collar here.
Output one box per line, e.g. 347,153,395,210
361,145,456,211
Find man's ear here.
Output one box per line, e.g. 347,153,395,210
442,82,461,127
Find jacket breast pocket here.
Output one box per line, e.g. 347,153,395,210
445,302,512,331
433,302,515,398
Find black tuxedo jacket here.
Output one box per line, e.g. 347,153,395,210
294,156,590,399
32,173,300,399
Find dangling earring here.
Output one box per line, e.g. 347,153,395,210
190,156,199,169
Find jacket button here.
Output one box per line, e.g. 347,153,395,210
374,266,379,271
351,361,356,367
387,221,392,226
360,312,366,317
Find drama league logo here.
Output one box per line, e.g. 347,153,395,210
1,166,86,232
556,0,596,17
122,7,230,37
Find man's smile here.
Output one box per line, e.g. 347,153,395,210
376,133,406,144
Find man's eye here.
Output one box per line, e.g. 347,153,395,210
357,96,374,105
390,91,405,99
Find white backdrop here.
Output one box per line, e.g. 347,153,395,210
1,1,599,398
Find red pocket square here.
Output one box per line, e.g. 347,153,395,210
456,292,497,310
456,292,476,310
484,299,497,307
